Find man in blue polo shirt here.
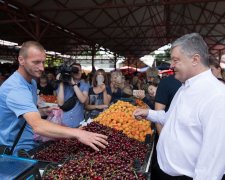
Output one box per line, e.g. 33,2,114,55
0,41,108,156
0,68,39,155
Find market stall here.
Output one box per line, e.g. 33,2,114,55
19,97,155,179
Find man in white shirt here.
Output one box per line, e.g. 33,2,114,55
134,33,225,180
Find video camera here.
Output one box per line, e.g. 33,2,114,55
58,64,79,84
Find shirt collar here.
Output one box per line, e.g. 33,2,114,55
15,71,35,87
183,69,211,88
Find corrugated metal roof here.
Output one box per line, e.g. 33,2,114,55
0,0,225,60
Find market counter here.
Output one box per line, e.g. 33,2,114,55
19,122,155,179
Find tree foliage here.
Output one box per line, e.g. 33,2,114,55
154,49,171,62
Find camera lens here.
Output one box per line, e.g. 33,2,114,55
71,67,79,73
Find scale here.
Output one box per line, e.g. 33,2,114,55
0,155,41,180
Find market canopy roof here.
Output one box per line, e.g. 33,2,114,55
0,0,225,60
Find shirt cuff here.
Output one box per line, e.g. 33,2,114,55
147,109,166,125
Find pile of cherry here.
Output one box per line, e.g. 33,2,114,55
36,122,149,179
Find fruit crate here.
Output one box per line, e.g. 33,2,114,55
140,131,156,180
20,122,155,179
18,141,59,169
120,97,135,104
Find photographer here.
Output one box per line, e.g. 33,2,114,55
57,63,90,128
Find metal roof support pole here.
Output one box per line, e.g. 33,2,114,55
91,45,96,73
218,49,222,61
114,53,117,70
128,57,130,74
35,15,40,41
136,59,138,72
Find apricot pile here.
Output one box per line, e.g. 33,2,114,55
94,100,152,142
135,98,149,108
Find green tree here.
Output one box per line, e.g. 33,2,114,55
155,49,171,62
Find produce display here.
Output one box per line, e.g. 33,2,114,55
34,122,149,179
94,100,152,142
135,98,149,108
39,95,57,103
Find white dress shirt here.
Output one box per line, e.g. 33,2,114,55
147,70,225,180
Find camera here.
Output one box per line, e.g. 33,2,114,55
58,65,79,84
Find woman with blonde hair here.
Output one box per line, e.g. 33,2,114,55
110,70,132,103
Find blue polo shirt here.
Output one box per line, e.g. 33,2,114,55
0,71,39,155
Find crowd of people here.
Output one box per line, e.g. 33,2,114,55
0,33,225,180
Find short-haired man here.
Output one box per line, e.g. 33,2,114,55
0,41,108,155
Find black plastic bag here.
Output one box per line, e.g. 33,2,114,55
0,145,11,155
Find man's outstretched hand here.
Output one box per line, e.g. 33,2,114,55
76,129,108,151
